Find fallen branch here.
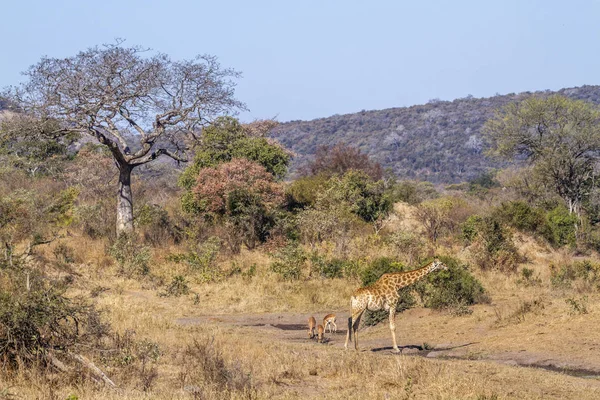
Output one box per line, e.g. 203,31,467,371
48,351,117,388
68,353,117,388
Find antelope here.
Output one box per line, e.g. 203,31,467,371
308,316,317,339
317,324,324,343
323,313,337,333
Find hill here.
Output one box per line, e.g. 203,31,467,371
271,85,600,183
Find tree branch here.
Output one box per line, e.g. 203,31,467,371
93,129,128,165
118,106,147,138
131,148,188,166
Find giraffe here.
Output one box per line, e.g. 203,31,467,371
344,259,448,352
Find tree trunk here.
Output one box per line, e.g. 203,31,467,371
116,164,134,235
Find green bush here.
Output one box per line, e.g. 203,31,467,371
388,180,439,205
309,253,360,279
414,256,490,310
179,116,290,191
47,187,79,227
469,171,499,191
493,201,545,233
270,243,307,280
462,215,483,243
286,174,330,209
544,206,578,247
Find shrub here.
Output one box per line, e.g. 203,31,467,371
47,187,79,227
469,170,500,191
461,215,483,243
188,159,285,252
297,203,362,256
135,203,181,246
270,243,307,280
108,234,151,277
160,275,190,297
566,296,589,315
309,253,359,279
102,330,161,391
167,237,222,283
388,180,439,205
415,197,468,243
493,201,545,233
178,338,256,398
549,260,600,289
330,171,393,226
469,216,520,273
517,267,542,286
53,243,76,264
0,262,109,369
304,143,383,181
75,202,116,240
414,256,490,310
387,230,426,265
179,116,290,190
286,174,330,209
544,206,578,247
505,298,546,324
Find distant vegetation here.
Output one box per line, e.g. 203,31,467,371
272,85,600,183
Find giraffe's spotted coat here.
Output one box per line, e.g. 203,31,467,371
344,260,448,352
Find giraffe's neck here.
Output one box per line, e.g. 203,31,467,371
390,262,437,289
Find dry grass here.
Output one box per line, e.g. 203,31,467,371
7,217,600,399
3,319,600,399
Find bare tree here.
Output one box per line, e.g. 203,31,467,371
3,40,245,235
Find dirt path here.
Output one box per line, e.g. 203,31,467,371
175,310,600,381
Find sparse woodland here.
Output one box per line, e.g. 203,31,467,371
2,43,600,399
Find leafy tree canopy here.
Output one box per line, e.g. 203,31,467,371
179,117,290,190
484,95,600,214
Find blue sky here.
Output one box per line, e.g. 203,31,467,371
1,0,599,122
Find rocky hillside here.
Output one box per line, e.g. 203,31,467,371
271,85,600,183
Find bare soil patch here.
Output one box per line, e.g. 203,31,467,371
176,306,600,383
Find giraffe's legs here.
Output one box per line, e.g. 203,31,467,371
344,309,365,350
352,311,364,351
389,306,400,353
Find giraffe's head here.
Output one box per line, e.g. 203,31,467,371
431,259,448,271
